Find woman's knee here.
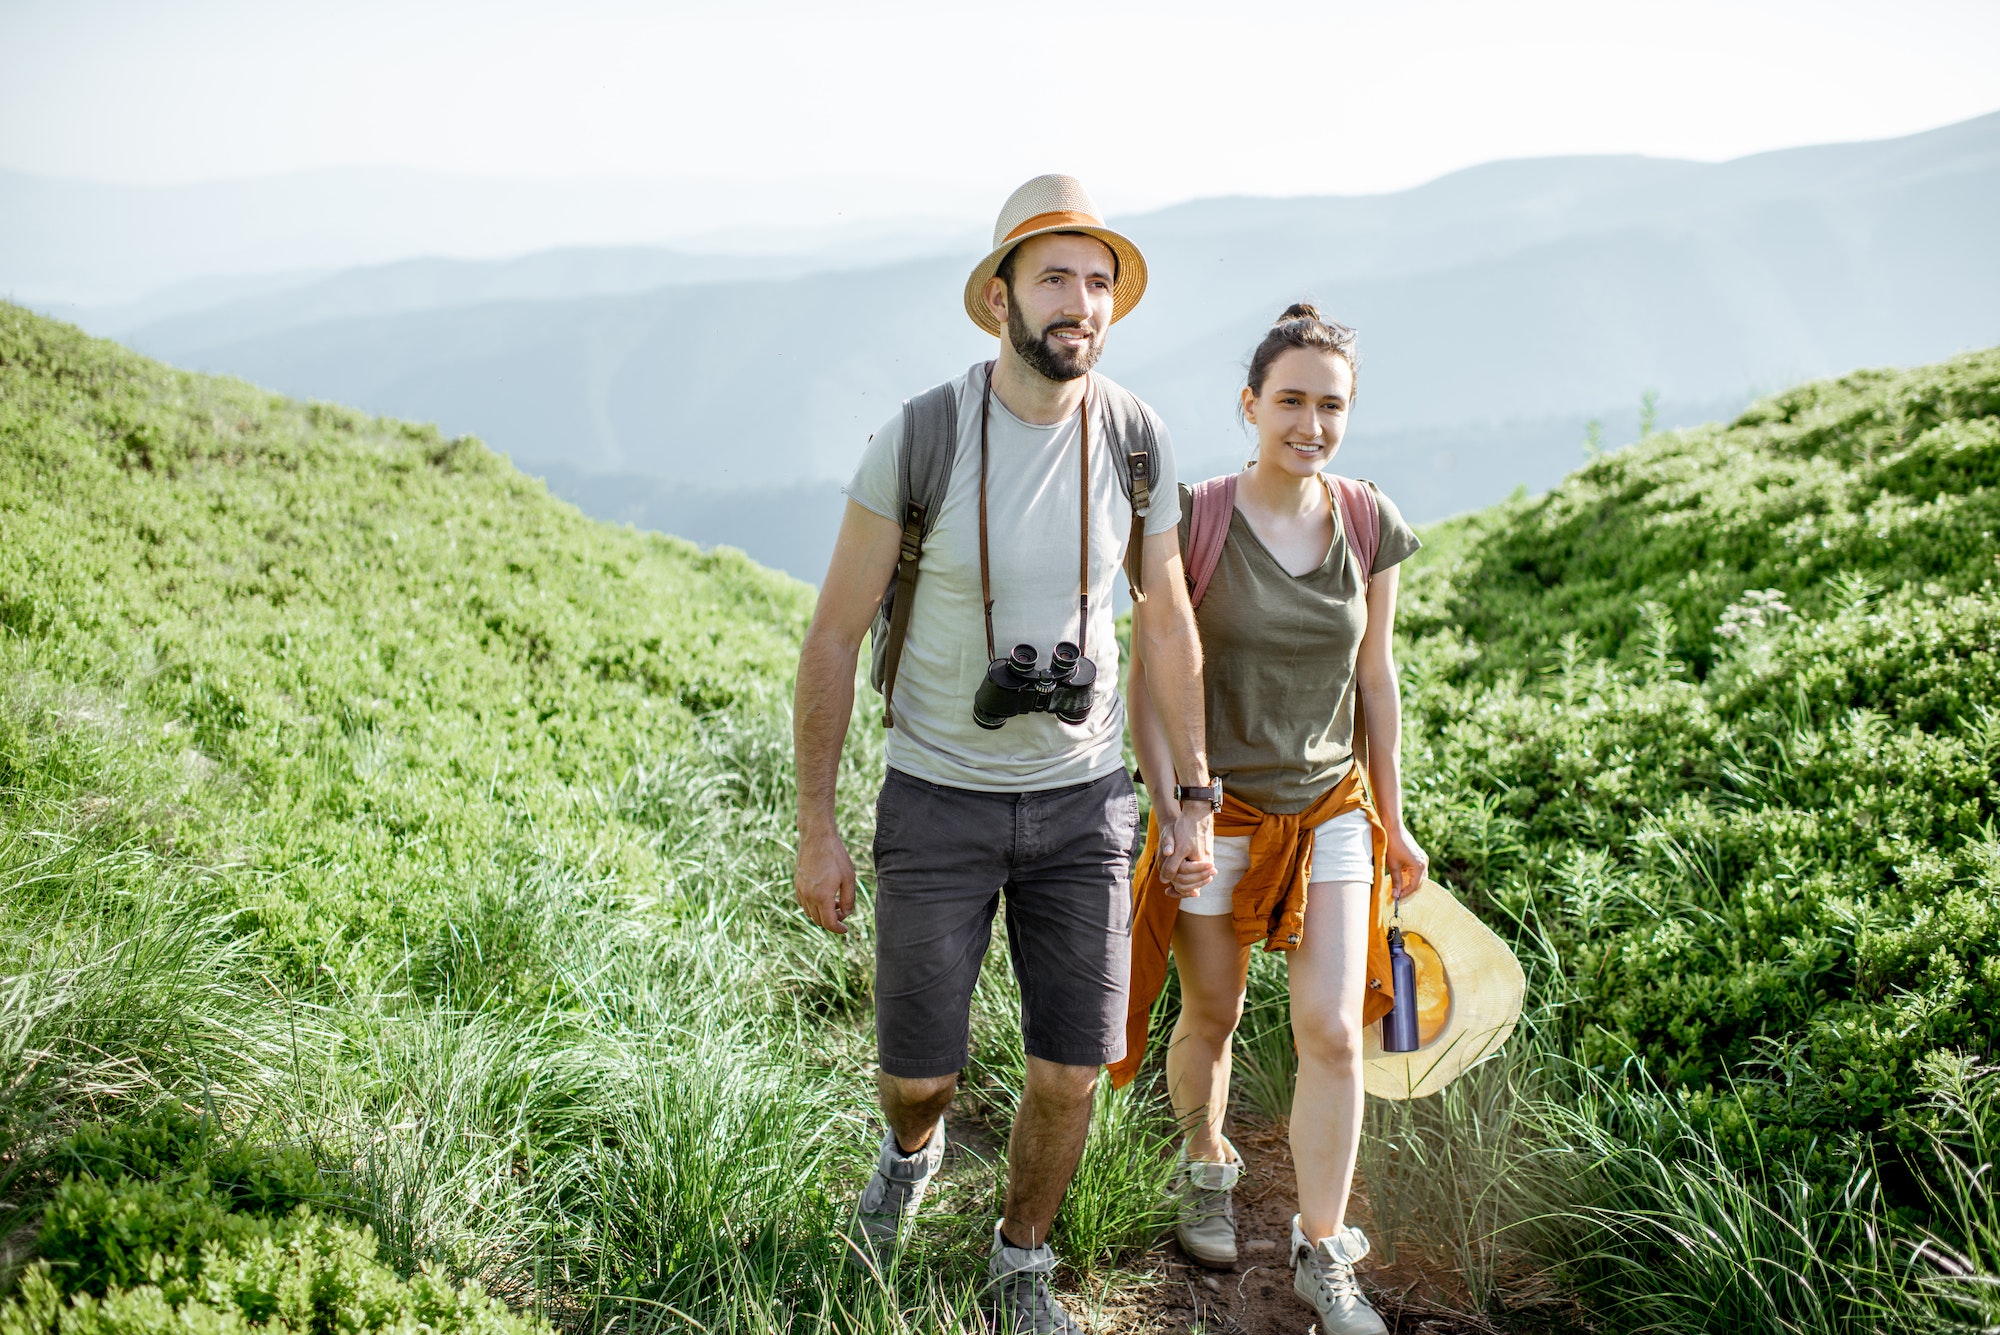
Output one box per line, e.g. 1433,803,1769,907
1292,1008,1363,1068
1177,988,1246,1048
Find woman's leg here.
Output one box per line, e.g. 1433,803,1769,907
1287,878,1374,1239
1165,912,1253,1160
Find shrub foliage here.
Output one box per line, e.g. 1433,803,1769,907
1394,347,2000,1210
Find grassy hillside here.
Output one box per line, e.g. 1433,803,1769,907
0,301,1051,1335
1,300,814,988
1402,351,2000,1144
4,297,1998,1335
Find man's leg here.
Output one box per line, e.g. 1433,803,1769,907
850,770,1010,1269
997,769,1140,1243
1000,1056,1098,1247
983,771,1136,1333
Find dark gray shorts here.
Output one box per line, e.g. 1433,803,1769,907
870,766,1140,1079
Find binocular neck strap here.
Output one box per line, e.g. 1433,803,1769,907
977,363,1093,663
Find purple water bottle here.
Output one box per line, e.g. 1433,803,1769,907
1383,926,1420,1052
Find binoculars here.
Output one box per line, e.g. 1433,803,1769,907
973,642,1098,730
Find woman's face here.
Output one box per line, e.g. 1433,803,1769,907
1241,347,1353,479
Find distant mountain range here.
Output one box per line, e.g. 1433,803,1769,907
0,166,991,307
23,112,2000,582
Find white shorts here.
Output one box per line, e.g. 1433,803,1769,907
1179,806,1375,916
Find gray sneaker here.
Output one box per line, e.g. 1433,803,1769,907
1173,1147,1241,1268
842,1120,945,1273
1291,1214,1388,1335
985,1222,1081,1334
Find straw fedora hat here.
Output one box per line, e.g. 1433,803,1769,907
963,174,1148,336
1362,878,1527,1101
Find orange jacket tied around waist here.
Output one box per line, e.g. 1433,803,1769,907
1107,765,1395,1089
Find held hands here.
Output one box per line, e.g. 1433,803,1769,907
1156,800,1217,899
794,825,857,934
1383,819,1429,900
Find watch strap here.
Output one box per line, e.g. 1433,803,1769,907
1173,781,1223,811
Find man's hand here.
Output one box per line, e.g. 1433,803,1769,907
795,825,858,933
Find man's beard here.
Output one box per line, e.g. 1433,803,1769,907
1008,301,1104,382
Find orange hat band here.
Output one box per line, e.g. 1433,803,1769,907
1002,209,1105,243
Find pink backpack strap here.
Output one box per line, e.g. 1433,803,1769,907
1185,475,1237,609
1329,475,1380,583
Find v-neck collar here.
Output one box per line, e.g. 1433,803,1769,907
1230,474,1344,580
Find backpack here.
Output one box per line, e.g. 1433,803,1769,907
870,361,1163,729
1184,472,1380,608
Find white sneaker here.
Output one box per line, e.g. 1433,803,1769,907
842,1120,945,1272
1291,1214,1388,1335
1173,1144,1242,1267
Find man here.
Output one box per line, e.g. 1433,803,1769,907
792,174,1215,1334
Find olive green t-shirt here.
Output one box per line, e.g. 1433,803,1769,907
1182,476,1422,815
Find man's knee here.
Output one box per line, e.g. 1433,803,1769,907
1023,1057,1100,1107
879,1070,957,1114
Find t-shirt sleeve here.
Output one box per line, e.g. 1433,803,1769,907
1144,412,1182,535
843,406,906,523
1367,481,1423,573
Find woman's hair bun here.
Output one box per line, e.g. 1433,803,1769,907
1277,302,1322,324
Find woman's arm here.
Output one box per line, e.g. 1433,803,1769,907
1354,565,1429,897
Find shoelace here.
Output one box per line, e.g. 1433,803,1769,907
995,1261,1071,1334
862,1156,929,1216
1306,1249,1363,1301
1186,1183,1234,1225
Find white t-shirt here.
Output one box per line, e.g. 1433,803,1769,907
846,364,1181,792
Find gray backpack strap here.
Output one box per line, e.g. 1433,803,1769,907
1094,379,1162,600
870,371,966,727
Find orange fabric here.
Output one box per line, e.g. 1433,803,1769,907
1107,768,1395,1088
1003,209,1104,242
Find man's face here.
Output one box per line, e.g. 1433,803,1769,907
990,232,1117,382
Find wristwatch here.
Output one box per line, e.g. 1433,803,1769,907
1173,779,1223,814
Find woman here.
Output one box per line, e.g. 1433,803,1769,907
1118,304,1428,1335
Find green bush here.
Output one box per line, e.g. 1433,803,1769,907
18,1106,542,1335
4,1211,542,1335
35,1110,342,1300
51,1109,329,1218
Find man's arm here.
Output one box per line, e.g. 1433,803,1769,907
794,499,903,934
1132,526,1213,879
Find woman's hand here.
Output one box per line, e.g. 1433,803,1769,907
1157,800,1217,898
1382,820,1429,900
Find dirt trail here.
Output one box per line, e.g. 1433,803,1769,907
1079,1119,1517,1335
936,1109,1564,1333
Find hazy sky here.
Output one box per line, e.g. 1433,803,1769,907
4,0,1998,211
